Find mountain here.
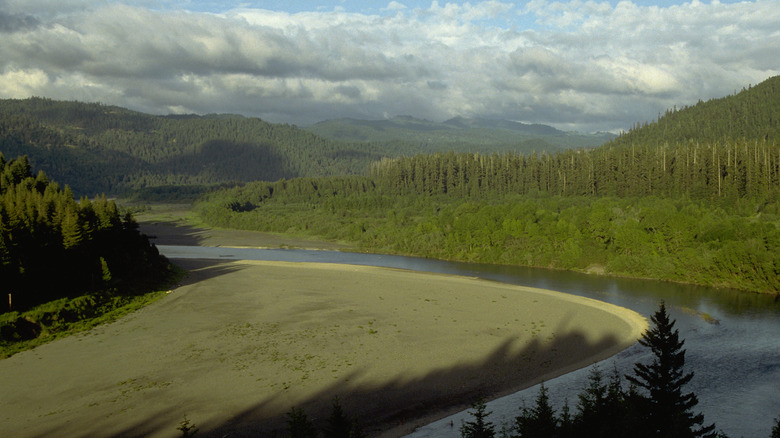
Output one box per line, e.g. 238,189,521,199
610,75,780,146
0,98,385,197
305,115,615,153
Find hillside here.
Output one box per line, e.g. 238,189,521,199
306,115,615,154
0,98,384,197
611,75,780,146
196,76,780,294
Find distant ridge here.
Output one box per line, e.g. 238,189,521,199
306,115,614,153
0,98,384,197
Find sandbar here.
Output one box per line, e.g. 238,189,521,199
0,255,646,437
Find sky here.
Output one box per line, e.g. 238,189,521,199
0,1,778,133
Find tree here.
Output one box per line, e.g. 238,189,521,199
513,383,557,438
771,415,780,438
322,396,365,438
460,398,495,438
626,302,716,437
574,366,627,437
285,407,317,438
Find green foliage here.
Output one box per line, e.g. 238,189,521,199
323,396,365,438
513,383,557,438
0,98,385,197
612,76,780,146
0,286,170,358
461,399,496,438
503,304,717,438
626,302,716,438
285,407,318,438
0,154,174,353
195,181,779,293
573,366,628,437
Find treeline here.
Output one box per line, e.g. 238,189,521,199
195,154,780,294
0,98,385,196
195,77,780,294
368,139,780,200
0,153,170,313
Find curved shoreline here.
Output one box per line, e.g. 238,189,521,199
141,221,648,435
0,253,647,437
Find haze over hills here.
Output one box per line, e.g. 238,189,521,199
306,115,615,153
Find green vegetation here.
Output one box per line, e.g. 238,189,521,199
0,286,171,358
612,76,780,147
0,98,385,197
194,77,780,295
194,176,779,294
460,399,496,438
0,153,176,355
283,397,365,438
464,303,718,438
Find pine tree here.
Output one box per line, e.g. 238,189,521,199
460,398,495,438
322,396,364,438
626,302,716,437
285,407,317,438
513,383,557,438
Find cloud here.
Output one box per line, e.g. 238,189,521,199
0,0,778,132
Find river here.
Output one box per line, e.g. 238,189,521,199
157,245,780,437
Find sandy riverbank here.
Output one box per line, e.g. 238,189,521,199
0,222,647,437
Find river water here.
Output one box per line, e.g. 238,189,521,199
157,245,780,437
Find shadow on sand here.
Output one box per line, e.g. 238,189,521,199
205,330,619,437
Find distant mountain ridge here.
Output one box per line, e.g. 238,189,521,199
0,98,385,197
306,115,615,153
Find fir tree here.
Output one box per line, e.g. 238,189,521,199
460,398,495,438
513,383,557,438
626,302,716,437
285,407,317,438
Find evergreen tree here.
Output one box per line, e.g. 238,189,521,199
460,398,495,438
771,415,780,438
322,396,364,438
513,383,557,438
574,366,627,437
285,407,317,438
626,302,716,437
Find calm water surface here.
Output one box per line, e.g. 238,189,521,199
158,245,780,437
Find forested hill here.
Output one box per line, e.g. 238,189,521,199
0,98,384,197
306,115,615,154
611,75,780,146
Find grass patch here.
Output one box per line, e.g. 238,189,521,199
0,266,185,359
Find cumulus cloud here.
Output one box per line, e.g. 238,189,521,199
0,0,778,132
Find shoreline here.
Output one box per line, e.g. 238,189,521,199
139,221,649,435
0,257,647,437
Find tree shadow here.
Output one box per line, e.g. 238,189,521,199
199,329,624,437
173,258,247,286
141,222,211,246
